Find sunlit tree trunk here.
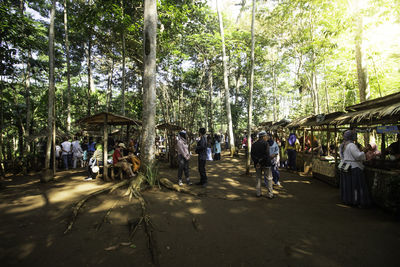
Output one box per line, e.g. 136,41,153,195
140,0,157,170
86,39,94,116
44,0,56,181
121,0,126,115
64,0,71,132
246,0,256,175
106,58,114,112
216,0,235,156
354,3,369,103
208,67,214,134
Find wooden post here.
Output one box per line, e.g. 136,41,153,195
311,126,314,161
103,114,109,181
334,125,338,171
327,124,331,156
381,133,386,156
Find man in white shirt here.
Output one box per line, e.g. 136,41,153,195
61,137,72,170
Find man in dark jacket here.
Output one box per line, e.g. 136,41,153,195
196,128,208,187
251,131,273,198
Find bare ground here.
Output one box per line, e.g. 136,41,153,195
0,151,399,267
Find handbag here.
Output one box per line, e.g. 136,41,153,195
91,159,99,173
338,161,351,172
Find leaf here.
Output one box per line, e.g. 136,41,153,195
130,244,137,249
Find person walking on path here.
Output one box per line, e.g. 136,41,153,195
176,130,192,186
251,131,273,198
61,136,72,170
196,128,208,187
339,130,371,207
267,133,281,186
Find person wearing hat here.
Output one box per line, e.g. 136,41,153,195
251,131,274,198
339,130,370,207
176,130,192,186
112,143,135,178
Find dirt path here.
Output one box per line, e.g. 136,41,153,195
1,152,399,267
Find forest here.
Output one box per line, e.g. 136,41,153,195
1,0,400,176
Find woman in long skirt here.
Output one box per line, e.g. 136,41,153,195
339,130,371,207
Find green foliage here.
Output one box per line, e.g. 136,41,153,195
143,162,160,188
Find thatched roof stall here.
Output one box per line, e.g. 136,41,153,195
77,112,142,126
331,92,400,126
156,123,184,131
155,123,184,168
270,119,291,131
286,115,315,129
76,112,142,180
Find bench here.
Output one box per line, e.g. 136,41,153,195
97,165,124,180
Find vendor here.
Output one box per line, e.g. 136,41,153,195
386,134,400,160
365,143,381,161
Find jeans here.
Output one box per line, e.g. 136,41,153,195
62,154,69,170
73,156,83,168
178,155,189,181
287,149,296,171
256,166,273,197
271,162,280,184
198,158,207,184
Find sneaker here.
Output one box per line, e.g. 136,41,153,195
178,180,183,186
276,182,281,186
84,177,93,181
186,180,193,186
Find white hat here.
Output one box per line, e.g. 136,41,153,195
118,143,126,149
258,131,267,137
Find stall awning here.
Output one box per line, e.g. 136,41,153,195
156,123,184,131
331,98,400,126
270,119,291,131
76,112,142,126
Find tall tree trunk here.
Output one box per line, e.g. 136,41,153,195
106,58,114,112
272,64,277,122
246,0,256,175
0,77,4,178
121,0,126,116
140,0,157,170
25,51,31,153
208,67,214,134
86,40,93,116
64,0,72,132
44,0,56,180
217,0,235,156
354,2,369,103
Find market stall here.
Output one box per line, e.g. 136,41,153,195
77,112,141,180
331,92,400,214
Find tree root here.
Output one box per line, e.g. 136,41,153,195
126,175,159,266
159,178,206,197
64,178,133,234
96,199,120,231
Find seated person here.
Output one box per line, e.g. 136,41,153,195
86,143,103,181
365,143,381,161
113,143,135,178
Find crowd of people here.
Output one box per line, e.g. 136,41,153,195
54,135,140,181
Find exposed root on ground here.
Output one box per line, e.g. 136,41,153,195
159,178,206,197
126,173,159,266
64,178,133,234
96,199,120,231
